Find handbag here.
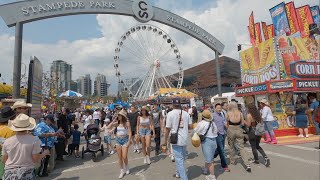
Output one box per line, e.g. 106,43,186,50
199,121,212,142
255,122,265,136
170,109,182,144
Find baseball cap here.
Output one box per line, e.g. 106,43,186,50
172,97,181,105
45,114,55,122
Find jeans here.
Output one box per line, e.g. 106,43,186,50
248,128,267,161
104,135,112,144
214,134,228,168
172,145,188,180
264,121,275,136
155,127,161,152
201,137,217,163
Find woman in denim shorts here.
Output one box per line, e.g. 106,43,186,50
137,106,155,165
194,110,218,180
108,110,132,179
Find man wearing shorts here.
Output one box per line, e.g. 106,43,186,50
128,106,140,153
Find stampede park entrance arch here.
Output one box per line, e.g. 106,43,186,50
0,0,225,98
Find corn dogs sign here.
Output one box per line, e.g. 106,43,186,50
240,38,278,85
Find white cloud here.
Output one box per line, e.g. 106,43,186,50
0,0,317,94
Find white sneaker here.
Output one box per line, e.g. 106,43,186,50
110,150,115,155
144,156,147,164
146,155,151,165
118,169,125,179
136,149,140,154
298,134,304,138
205,175,217,180
171,155,175,162
125,166,130,175
305,134,309,138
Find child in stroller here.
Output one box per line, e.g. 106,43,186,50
81,124,104,161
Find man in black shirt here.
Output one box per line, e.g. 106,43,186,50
128,105,140,153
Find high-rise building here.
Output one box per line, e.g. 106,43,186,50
50,60,72,93
94,74,110,97
70,80,78,92
77,74,92,96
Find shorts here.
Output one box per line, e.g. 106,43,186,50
115,136,129,146
72,144,80,151
104,135,112,144
139,128,151,136
201,137,217,163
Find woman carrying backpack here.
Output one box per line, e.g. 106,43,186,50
244,104,270,167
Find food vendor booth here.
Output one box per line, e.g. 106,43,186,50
236,36,320,136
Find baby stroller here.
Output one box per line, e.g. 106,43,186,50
82,124,104,161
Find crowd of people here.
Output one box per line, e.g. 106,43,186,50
0,94,319,180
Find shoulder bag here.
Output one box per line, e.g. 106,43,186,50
170,109,182,144
198,121,212,142
254,121,265,136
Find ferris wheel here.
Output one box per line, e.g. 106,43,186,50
114,24,184,100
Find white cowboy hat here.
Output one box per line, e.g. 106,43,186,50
8,114,36,131
104,118,110,122
11,101,32,110
118,109,128,120
259,99,270,106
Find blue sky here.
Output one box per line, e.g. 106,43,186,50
0,0,317,94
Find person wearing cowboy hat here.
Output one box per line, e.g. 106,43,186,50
11,101,32,115
108,109,132,179
194,109,218,180
1,114,50,180
0,107,17,179
259,99,277,144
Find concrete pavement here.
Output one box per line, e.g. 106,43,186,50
40,133,320,180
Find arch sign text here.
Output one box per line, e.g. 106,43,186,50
0,0,224,54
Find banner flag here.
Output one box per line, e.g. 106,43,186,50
270,2,291,36
267,24,275,39
255,23,262,43
248,11,256,45
310,6,320,25
261,22,269,40
285,2,300,35
296,5,314,38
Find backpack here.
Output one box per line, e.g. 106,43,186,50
314,105,320,123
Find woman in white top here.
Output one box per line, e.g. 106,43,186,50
108,110,132,179
259,99,277,144
83,110,93,130
137,106,155,165
194,110,218,180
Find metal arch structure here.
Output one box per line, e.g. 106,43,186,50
0,0,225,98
114,24,184,100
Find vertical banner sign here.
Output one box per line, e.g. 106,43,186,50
285,2,300,35
240,38,278,85
261,22,269,41
310,6,320,25
267,24,275,39
27,56,43,119
255,23,262,43
248,11,256,45
296,6,314,38
277,36,320,78
270,2,291,36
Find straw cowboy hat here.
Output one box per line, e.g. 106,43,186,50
259,99,270,106
8,114,36,131
201,109,212,122
0,107,16,123
118,109,128,120
11,101,32,110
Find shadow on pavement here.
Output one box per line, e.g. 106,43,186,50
130,163,150,174
187,165,202,180
187,152,198,159
151,154,167,163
